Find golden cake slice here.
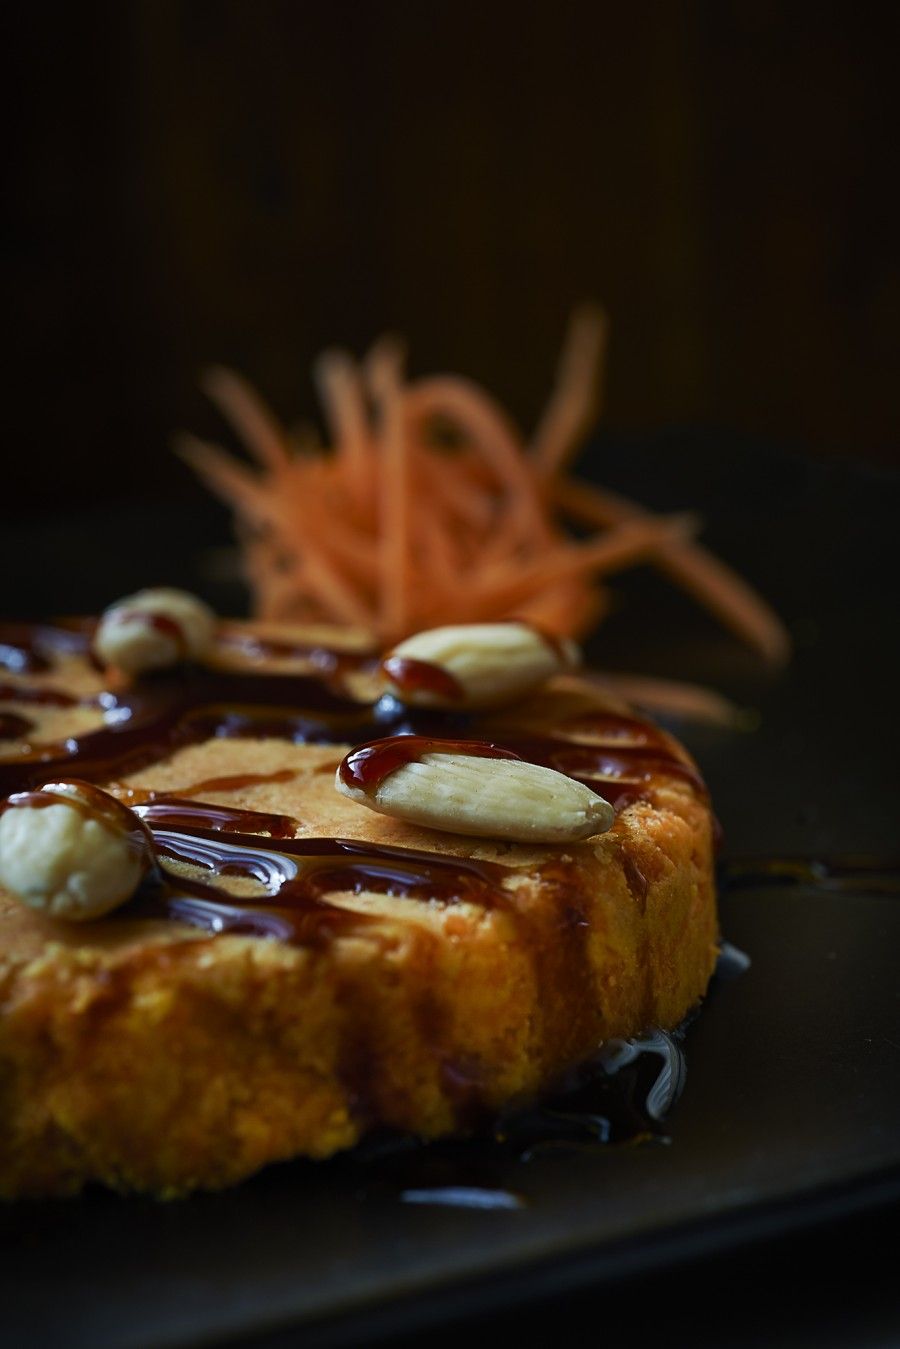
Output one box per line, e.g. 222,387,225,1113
0,611,718,1197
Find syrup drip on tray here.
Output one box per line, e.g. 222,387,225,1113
345,1025,692,1207
346,942,746,1198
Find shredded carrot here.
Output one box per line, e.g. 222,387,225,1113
585,672,747,728
201,368,291,473
462,515,696,617
367,340,413,636
406,377,549,546
181,309,791,662
312,349,373,508
531,304,608,481
551,478,791,664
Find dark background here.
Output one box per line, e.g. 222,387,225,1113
6,0,899,527
3,10,900,1343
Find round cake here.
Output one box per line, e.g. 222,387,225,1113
0,612,718,1197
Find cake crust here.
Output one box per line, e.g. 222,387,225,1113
0,622,718,1197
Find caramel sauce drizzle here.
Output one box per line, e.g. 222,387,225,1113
478,734,705,809
217,628,378,677
380,656,465,702
127,769,300,839
0,619,95,674
141,825,510,942
0,682,78,707
0,637,51,675
340,736,522,791
0,663,374,797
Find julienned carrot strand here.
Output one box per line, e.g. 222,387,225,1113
414,451,495,533
467,515,695,616
175,435,274,519
278,472,374,570
551,477,791,663
270,532,371,628
369,344,411,639
255,499,373,628
202,367,291,471
313,349,372,503
411,386,551,572
363,334,407,399
408,464,458,594
656,543,791,665
184,309,790,657
182,434,371,626
242,533,298,622
586,673,743,728
278,502,377,593
513,584,609,638
474,513,695,594
407,451,493,626
531,305,608,480
406,377,549,545
550,476,643,527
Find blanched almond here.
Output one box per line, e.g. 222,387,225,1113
94,587,216,675
0,782,150,921
381,622,579,709
336,749,613,843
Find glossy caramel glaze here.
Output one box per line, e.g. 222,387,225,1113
339,736,522,791
380,655,466,702
135,826,511,946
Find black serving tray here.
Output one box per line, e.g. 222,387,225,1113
1,437,897,1348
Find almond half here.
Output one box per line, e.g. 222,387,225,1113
335,744,614,843
381,622,580,709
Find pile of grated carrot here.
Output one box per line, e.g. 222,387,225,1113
179,306,789,665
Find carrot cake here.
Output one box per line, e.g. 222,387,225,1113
0,599,718,1197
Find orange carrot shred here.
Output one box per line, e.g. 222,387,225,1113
202,367,291,472
531,305,608,481
183,308,791,662
551,477,791,663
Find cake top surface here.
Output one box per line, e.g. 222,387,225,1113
0,614,708,964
